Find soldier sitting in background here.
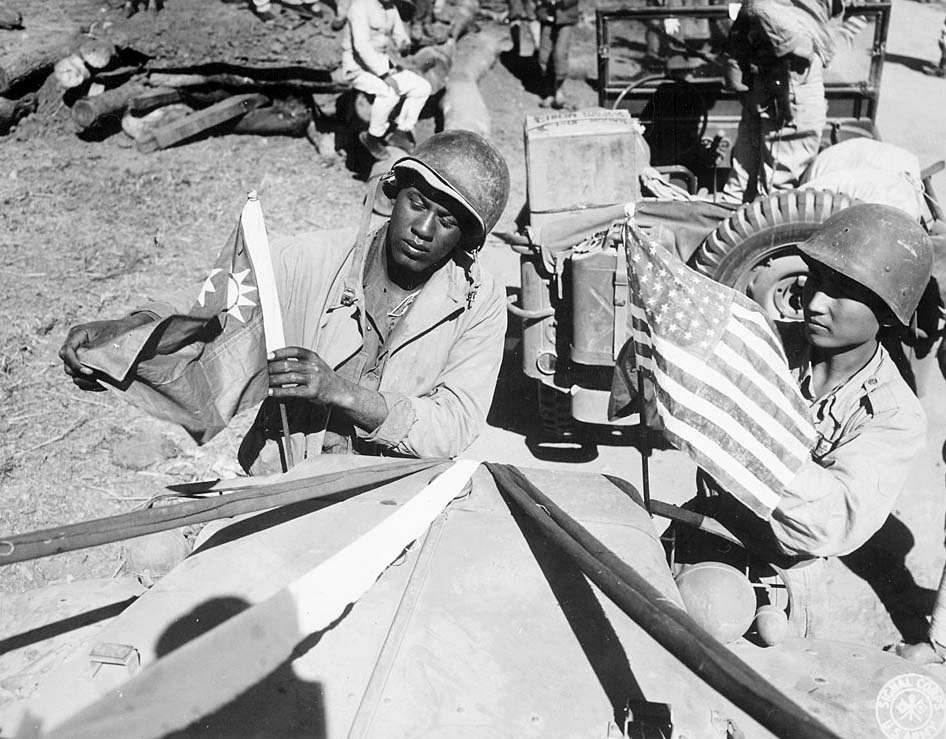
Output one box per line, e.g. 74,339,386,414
342,0,432,159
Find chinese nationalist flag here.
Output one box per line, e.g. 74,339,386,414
78,195,281,444
610,206,815,520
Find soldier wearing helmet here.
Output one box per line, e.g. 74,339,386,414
705,204,933,563
60,130,511,473
667,204,934,639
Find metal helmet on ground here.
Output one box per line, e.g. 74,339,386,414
797,203,933,326
674,561,756,644
383,130,511,248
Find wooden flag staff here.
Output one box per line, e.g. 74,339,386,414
241,191,294,470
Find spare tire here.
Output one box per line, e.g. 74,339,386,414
689,190,855,321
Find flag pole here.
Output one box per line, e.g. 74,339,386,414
624,202,652,516
278,404,294,471
241,191,293,471
637,370,652,516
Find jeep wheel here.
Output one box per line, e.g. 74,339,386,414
689,190,855,321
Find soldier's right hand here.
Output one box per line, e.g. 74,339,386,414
59,316,151,391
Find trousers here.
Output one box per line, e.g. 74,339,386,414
347,69,432,137
725,56,827,201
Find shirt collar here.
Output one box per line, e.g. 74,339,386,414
797,341,884,423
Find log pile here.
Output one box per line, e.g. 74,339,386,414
0,0,501,162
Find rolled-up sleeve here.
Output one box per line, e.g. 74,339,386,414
770,400,926,558
361,284,507,458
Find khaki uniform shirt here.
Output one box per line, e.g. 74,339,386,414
711,326,927,559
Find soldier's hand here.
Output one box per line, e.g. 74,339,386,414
59,316,151,391
267,346,348,407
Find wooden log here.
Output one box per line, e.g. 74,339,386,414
0,34,80,96
125,86,181,115
78,38,116,70
126,86,230,116
231,104,310,137
147,70,344,93
440,25,509,135
0,5,22,30
122,103,192,141
404,40,454,95
135,92,269,153
71,79,148,131
54,53,90,89
448,0,478,40
0,92,36,134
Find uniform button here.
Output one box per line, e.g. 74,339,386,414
366,324,372,331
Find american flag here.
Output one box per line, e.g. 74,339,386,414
620,210,816,519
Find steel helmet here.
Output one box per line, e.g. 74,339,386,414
798,203,933,326
383,130,510,248
674,561,757,644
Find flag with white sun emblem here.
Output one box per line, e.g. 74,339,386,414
77,202,272,444
610,209,816,520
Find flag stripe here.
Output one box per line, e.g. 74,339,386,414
730,303,798,375
715,341,813,437
652,335,811,463
645,336,803,481
649,381,783,512
649,373,803,500
631,324,807,491
632,304,813,443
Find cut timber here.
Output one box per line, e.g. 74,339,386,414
71,79,148,131
54,53,90,89
231,104,310,137
441,24,509,136
77,38,116,70
125,86,182,115
135,92,268,153
146,65,344,94
126,86,230,116
404,41,454,95
0,32,81,96
122,103,192,141
0,5,22,30
0,93,36,134
448,0,479,40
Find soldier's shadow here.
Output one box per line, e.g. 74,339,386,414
841,515,938,642
160,597,329,739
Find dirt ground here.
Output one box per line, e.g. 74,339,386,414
1,0,946,656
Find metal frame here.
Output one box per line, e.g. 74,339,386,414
596,2,891,122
